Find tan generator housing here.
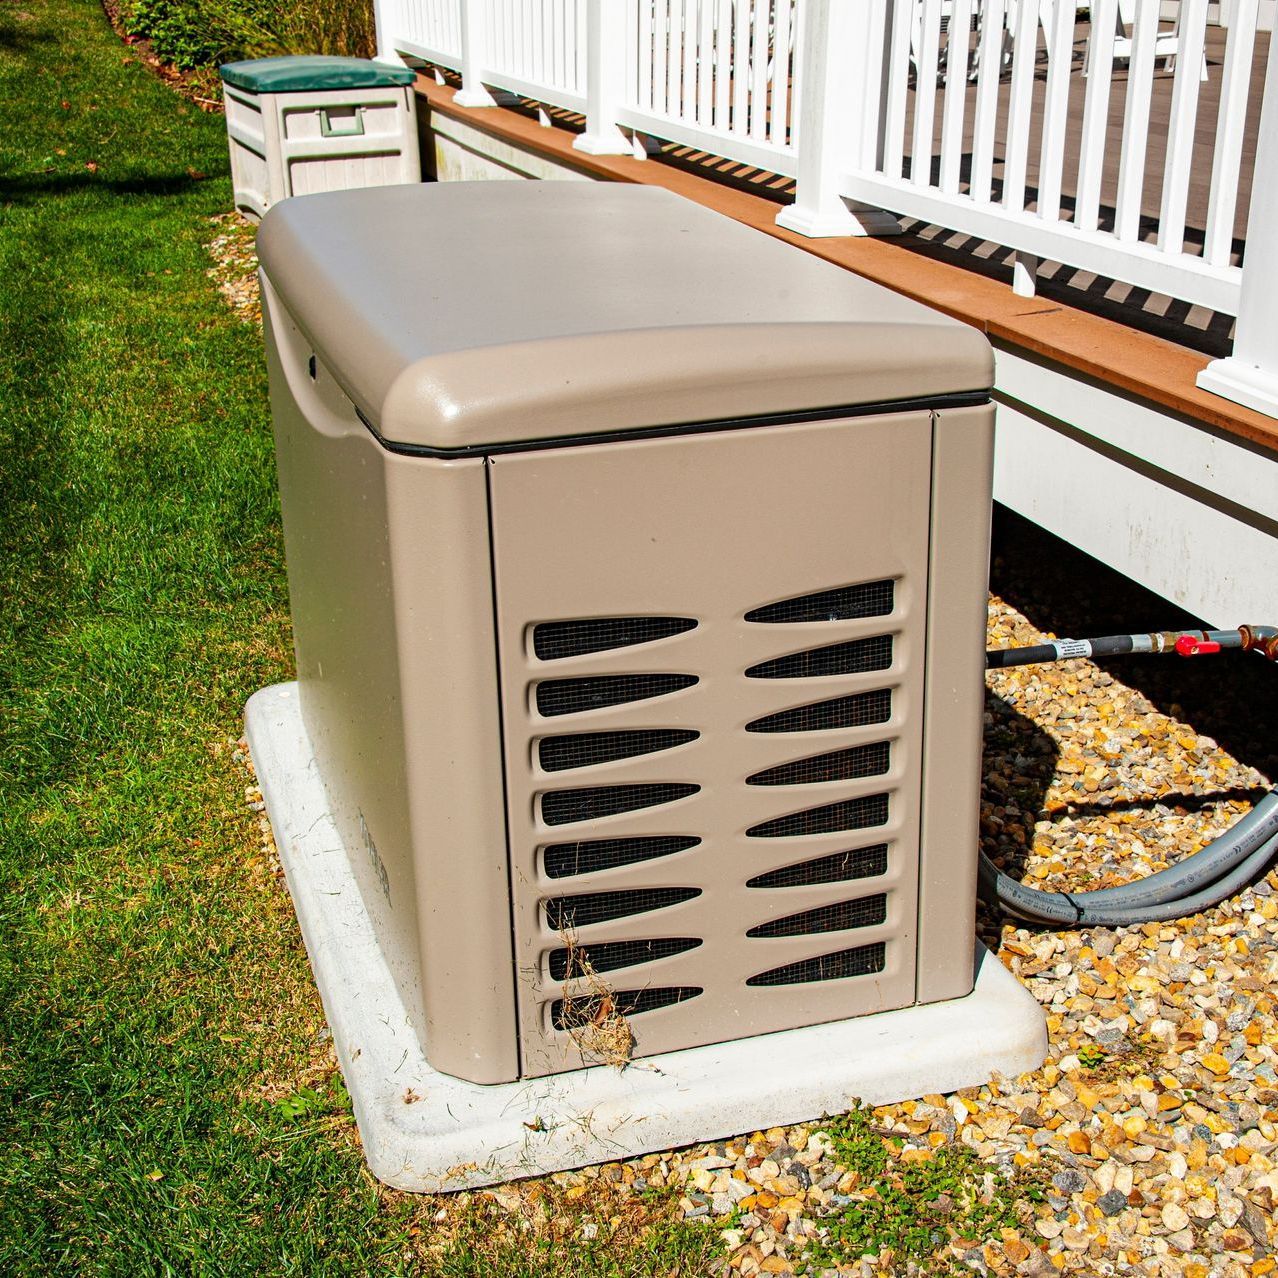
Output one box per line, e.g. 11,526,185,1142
257,181,996,1086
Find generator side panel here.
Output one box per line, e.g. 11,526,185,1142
916,403,995,1003
487,412,935,1078
263,279,518,1083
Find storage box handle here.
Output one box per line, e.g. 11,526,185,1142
320,107,365,138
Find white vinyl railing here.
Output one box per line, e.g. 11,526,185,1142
375,0,1278,419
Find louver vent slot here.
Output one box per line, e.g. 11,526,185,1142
747,741,890,787
747,844,889,889
539,729,699,773
542,783,700,826
544,886,701,930
747,894,887,938
746,635,893,681
551,986,702,1030
747,793,889,839
549,937,702,980
534,616,697,660
536,674,697,717
746,688,893,735
543,836,701,879
746,942,887,987
745,580,895,625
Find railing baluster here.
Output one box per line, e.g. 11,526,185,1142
772,0,793,147
1075,0,1116,232
1204,0,1258,266
912,0,942,186
940,0,974,194
749,0,769,140
681,0,697,128
667,0,682,117
1115,0,1158,242
638,0,654,110
693,0,709,123
1003,0,1040,211
653,0,668,113
713,0,731,128
1037,0,1076,220
1158,0,1209,254
882,0,913,181
731,0,749,134
970,0,1006,202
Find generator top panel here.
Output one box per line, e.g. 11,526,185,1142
257,182,993,451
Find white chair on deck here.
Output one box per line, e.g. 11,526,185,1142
1094,0,1210,80
910,1,1086,82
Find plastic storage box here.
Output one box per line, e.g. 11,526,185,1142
257,182,997,1086
219,55,420,220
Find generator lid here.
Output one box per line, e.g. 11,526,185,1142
219,56,416,93
257,182,993,452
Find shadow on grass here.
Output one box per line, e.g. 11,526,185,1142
1,171,222,204
0,18,57,55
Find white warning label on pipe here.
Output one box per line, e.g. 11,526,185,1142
1052,639,1093,660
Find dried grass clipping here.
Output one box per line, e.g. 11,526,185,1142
556,928,634,1068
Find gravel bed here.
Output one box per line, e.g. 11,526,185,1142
220,215,1278,1275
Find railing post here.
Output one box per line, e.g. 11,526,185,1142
574,0,632,154
1197,23,1278,419
776,0,901,237
372,0,410,66
455,0,497,106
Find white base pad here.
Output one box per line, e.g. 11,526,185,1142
246,682,1047,1193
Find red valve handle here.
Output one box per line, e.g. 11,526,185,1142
1175,635,1222,657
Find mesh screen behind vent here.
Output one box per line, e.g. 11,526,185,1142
533,616,697,661
746,689,892,735
539,729,698,773
746,634,893,680
746,942,887,987
747,894,887,938
745,579,895,625
747,792,889,839
747,844,889,889
551,986,702,1030
548,936,701,980
544,886,701,930
746,741,890,787
541,783,700,826
543,836,700,879
536,673,697,717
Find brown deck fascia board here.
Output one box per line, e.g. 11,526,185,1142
415,75,1278,456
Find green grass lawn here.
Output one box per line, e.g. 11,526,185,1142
0,3,715,1272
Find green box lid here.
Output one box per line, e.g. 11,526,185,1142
219,55,416,93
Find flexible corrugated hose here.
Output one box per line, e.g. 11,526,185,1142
981,625,1278,927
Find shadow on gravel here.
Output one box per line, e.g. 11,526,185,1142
981,687,1059,889
991,505,1278,784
